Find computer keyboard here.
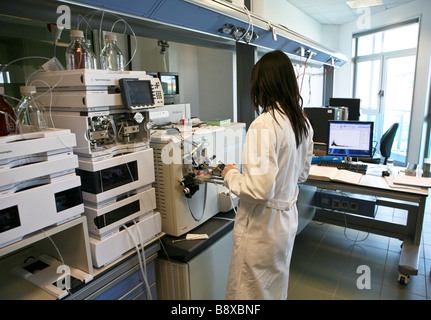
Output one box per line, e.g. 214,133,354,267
318,160,368,174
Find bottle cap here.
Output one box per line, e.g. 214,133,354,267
105,34,117,41
20,86,36,94
70,29,84,38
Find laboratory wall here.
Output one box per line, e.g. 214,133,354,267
114,32,236,122
130,38,201,118
129,36,168,72
255,0,341,54
258,0,322,44
253,0,338,108
334,0,431,164
196,46,236,122
165,42,236,121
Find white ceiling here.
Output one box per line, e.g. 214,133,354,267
286,0,415,25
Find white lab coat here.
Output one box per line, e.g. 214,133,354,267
224,108,313,300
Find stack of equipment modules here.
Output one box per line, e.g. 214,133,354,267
33,69,163,268
0,128,83,248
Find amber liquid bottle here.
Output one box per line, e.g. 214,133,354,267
0,95,16,136
66,30,93,70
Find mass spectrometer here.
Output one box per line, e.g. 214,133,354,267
150,112,244,236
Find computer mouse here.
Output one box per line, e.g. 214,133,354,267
382,170,390,177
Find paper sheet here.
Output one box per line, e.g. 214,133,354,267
392,174,431,188
384,176,426,191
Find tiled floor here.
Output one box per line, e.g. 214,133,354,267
288,199,431,300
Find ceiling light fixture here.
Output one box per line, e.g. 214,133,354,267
346,0,383,9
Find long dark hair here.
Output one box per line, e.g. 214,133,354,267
250,50,309,147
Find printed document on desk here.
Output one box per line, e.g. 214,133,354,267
392,174,431,188
308,165,363,185
383,176,425,192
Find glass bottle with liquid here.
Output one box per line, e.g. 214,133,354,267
15,86,48,134
100,34,124,71
85,39,98,69
0,95,17,136
66,29,93,70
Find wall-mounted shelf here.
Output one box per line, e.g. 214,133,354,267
2,0,346,67
61,0,347,67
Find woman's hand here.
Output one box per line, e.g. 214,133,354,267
222,164,239,179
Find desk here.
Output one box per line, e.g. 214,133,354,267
304,165,428,285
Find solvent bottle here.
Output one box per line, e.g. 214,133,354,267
0,95,17,136
100,34,125,71
66,29,93,70
15,86,48,134
85,39,98,69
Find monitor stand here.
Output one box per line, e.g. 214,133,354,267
343,157,354,164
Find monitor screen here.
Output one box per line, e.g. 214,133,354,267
119,78,154,109
127,80,154,106
160,74,178,95
157,72,180,104
327,121,374,158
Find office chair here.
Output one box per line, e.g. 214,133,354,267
380,123,399,165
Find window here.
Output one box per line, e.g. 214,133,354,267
353,19,419,165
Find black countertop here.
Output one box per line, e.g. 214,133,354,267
159,210,236,263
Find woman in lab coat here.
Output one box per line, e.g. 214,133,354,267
222,50,314,300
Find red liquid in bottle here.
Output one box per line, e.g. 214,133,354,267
0,95,16,136
69,43,89,69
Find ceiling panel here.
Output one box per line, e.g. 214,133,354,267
286,0,415,25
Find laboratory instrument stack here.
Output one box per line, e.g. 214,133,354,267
0,121,83,248
32,68,164,268
0,80,96,299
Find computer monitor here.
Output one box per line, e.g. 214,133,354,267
329,98,360,121
327,120,374,159
158,72,180,105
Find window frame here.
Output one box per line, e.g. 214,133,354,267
352,18,420,164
